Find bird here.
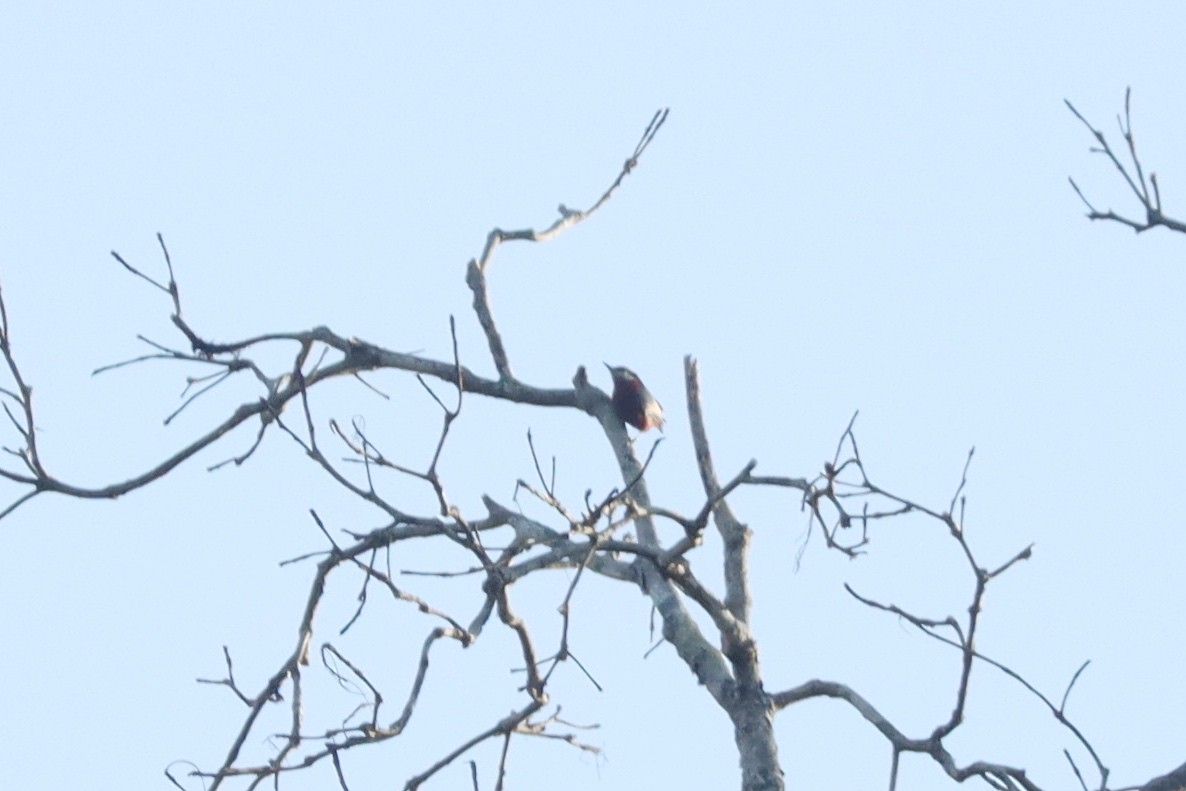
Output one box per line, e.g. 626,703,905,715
604,363,665,432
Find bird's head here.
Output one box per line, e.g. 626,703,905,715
604,363,639,388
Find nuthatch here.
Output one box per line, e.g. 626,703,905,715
604,363,664,432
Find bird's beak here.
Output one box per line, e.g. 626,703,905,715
603,362,614,373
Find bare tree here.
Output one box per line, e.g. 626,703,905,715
0,109,1179,791
1067,88,1185,235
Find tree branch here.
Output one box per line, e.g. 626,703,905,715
1066,89,1186,235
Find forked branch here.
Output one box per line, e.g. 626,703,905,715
1066,88,1186,235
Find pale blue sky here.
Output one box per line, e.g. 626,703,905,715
2,3,1184,790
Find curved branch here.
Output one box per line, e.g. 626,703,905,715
771,680,1042,791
